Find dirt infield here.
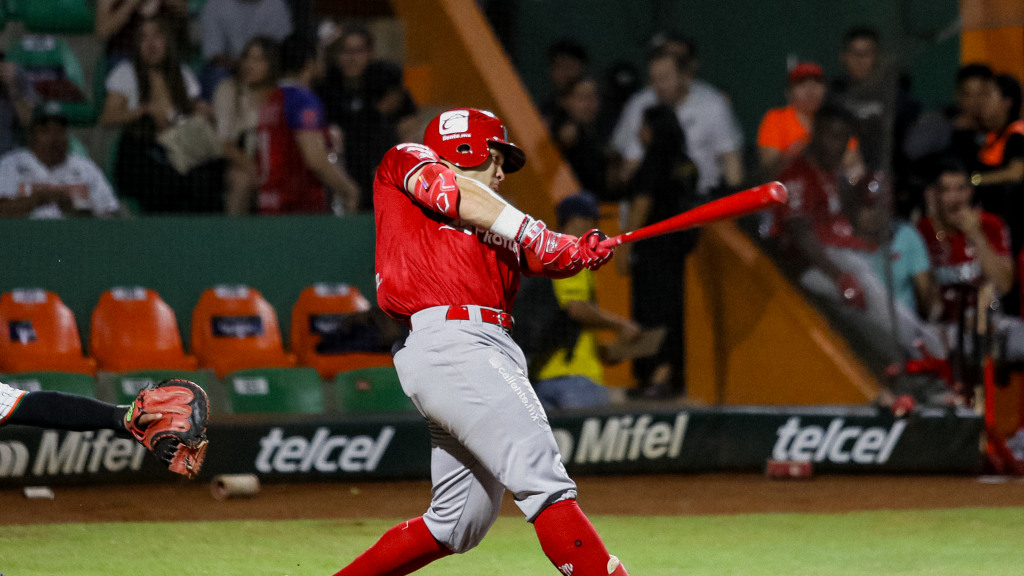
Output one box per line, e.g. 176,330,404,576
2,473,1023,525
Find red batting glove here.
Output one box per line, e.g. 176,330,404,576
520,219,583,271
580,229,613,270
836,272,866,310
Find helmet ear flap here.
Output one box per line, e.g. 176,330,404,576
456,143,473,155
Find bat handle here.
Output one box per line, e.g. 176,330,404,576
598,235,625,249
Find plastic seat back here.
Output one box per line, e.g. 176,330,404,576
225,367,324,414
112,369,210,406
290,283,392,378
90,287,198,372
335,366,414,414
191,285,296,378
0,371,96,398
0,289,95,375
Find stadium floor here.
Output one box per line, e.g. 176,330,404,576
2,473,1023,525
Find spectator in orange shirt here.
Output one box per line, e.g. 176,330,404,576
757,62,827,179
757,62,861,180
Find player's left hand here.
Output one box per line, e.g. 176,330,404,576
580,229,613,271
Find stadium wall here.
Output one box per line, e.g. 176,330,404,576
0,215,377,349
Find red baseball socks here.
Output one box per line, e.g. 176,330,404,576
534,499,629,575
333,516,451,576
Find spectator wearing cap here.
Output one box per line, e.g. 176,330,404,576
0,105,120,218
513,192,641,410
756,62,862,180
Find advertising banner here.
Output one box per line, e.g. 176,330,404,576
0,406,983,486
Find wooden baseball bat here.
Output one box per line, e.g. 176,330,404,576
598,182,788,249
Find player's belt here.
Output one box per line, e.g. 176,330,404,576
445,305,515,333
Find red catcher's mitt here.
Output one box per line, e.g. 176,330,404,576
125,379,209,479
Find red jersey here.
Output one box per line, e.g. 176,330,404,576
917,212,1011,319
373,143,522,321
772,156,864,249
256,84,330,214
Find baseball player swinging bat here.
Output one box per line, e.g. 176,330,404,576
598,181,788,249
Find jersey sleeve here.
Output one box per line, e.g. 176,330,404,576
379,143,442,197
0,154,21,198
609,92,651,162
1002,132,1024,163
283,88,325,132
182,66,202,101
901,224,931,276
105,61,137,102
982,214,1012,256
709,97,744,154
78,158,120,215
756,109,784,150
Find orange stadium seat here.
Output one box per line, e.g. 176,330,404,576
290,283,393,379
191,284,296,378
0,288,96,375
89,287,198,372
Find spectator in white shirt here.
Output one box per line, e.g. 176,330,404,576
0,105,120,218
610,42,744,197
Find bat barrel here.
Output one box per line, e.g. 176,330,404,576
597,182,787,249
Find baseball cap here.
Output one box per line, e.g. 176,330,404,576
30,102,69,127
788,62,825,84
555,190,601,227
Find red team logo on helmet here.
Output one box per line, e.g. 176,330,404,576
424,108,526,173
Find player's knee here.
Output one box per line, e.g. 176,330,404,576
427,502,501,554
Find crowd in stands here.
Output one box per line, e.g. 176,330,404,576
537,26,1024,405
1,5,1023,409
0,1,415,218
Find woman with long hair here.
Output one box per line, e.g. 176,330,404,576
99,15,224,213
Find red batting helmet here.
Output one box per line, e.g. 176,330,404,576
423,108,526,173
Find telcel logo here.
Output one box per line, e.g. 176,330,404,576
772,417,906,464
255,427,394,474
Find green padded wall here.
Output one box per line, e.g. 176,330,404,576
0,215,376,352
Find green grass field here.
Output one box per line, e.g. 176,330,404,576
2,508,1021,575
